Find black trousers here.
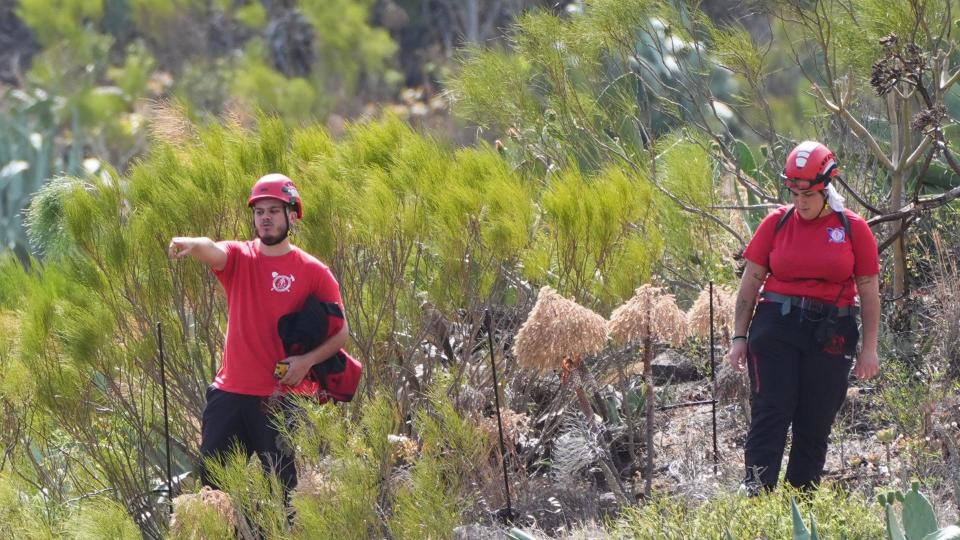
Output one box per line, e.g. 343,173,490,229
198,386,299,501
744,302,858,491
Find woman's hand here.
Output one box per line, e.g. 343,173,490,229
853,348,880,379
853,274,881,380
727,338,748,371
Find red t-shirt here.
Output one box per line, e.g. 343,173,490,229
743,206,879,307
212,240,344,396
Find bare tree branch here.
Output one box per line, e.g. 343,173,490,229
877,215,917,253
813,84,896,171
832,175,884,216
905,135,935,169
867,181,960,226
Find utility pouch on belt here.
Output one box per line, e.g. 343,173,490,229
813,305,840,345
814,283,848,345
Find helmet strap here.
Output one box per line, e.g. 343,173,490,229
285,206,296,239
818,195,829,217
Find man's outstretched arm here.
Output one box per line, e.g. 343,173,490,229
168,237,228,271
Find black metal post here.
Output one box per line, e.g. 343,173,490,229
156,322,174,515
709,281,719,472
484,311,513,521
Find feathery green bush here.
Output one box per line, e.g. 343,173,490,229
612,483,885,539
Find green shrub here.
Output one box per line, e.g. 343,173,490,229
65,499,140,540
611,484,885,539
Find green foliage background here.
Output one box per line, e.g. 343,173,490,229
3,0,960,537
0,105,725,534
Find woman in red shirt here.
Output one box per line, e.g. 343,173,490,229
727,141,881,493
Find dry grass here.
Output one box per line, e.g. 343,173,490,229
146,99,198,146
512,286,608,372
609,284,687,348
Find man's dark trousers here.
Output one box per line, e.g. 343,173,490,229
198,386,298,499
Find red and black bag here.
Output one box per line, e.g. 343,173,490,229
277,295,362,402
314,350,362,403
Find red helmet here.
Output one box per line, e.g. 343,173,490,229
247,173,303,218
781,141,838,191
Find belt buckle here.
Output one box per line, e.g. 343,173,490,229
798,297,820,313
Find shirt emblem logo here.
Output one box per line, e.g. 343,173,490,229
827,227,846,244
271,272,295,293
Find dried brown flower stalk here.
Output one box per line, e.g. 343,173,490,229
170,486,236,533
608,284,687,499
512,286,608,372
608,284,687,348
686,285,736,344
296,468,339,498
478,408,532,446
146,99,198,147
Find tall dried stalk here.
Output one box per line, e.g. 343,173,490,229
511,287,630,502
609,284,687,497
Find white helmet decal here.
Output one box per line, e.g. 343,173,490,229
793,141,820,168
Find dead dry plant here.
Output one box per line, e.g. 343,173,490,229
608,285,687,349
170,486,237,537
512,287,628,504
609,284,688,498
146,99,198,147
715,361,750,424
512,286,608,372
687,285,736,345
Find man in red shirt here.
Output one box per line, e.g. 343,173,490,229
168,173,348,509
727,141,880,493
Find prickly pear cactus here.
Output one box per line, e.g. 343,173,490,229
878,483,960,540
921,525,960,540
903,481,939,540
884,498,907,540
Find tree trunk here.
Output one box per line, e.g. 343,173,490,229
891,170,907,299
888,93,908,299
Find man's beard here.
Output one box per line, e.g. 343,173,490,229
257,224,289,246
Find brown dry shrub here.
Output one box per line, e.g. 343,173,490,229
477,408,532,447
295,467,339,497
687,285,736,344
170,486,236,537
512,286,608,372
715,360,749,406
146,99,198,147
609,284,687,348
388,434,420,465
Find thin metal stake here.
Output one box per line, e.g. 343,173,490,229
484,310,513,521
709,281,719,472
156,322,174,515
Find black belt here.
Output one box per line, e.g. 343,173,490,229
760,291,859,317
